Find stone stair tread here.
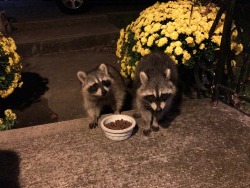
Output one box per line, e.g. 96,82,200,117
12,14,109,31
8,18,120,56
10,21,119,44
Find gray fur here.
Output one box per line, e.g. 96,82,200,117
77,63,126,129
134,52,178,135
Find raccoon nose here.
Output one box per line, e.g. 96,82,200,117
156,106,162,111
102,90,107,96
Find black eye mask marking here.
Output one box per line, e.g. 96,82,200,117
143,93,172,102
88,83,99,93
102,80,111,87
160,93,172,101
143,95,155,102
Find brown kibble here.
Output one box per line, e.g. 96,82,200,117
104,119,132,130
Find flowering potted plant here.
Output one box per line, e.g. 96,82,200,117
0,109,17,130
0,32,22,130
116,0,243,81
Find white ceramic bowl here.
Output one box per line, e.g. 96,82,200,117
100,114,136,141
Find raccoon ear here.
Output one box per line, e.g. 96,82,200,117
98,64,108,75
165,68,171,79
77,71,87,84
140,72,148,85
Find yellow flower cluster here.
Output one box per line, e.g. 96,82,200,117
116,0,243,79
0,109,17,130
0,33,23,98
4,109,17,120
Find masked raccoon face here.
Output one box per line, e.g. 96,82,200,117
77,64,113,97
142,92,172,111
87,79,111,96
138,71,176,111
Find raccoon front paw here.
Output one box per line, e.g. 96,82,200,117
152,125,159,132
143,129,152,136
89,122,98,129
133,113,141,118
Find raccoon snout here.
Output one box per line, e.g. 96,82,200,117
151,102,162,112
156,106,162,112
102,89,107,96
151,102,165,111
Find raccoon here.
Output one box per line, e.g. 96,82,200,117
77,63,126,129
134,52,179,136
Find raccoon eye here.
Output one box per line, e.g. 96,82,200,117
88,83,99,93
102,80,111,87
144,95,155,102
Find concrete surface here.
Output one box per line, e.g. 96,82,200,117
0,99,250,187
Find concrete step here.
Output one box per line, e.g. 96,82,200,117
9,15,120,57
12,14,109,31
0,99,250,187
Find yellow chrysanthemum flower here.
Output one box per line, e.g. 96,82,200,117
183,50,191,61
199,43,205,50
141,37,147,45
157,37,168,47
121,63,126,69
185,36,194,44
170,31,179,40
151,22,161,33
147,35,155,47
131,72,135,79
164,46,173,54
174,46,183,55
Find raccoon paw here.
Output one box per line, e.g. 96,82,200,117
89,122,98,129
133,113,141,119
152,125,159,132
143,129,151,136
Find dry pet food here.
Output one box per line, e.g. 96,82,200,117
105,119,132,130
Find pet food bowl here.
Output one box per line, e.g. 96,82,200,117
100,114,136,141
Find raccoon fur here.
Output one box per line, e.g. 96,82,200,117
77,63,126,129
134,52,178,135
